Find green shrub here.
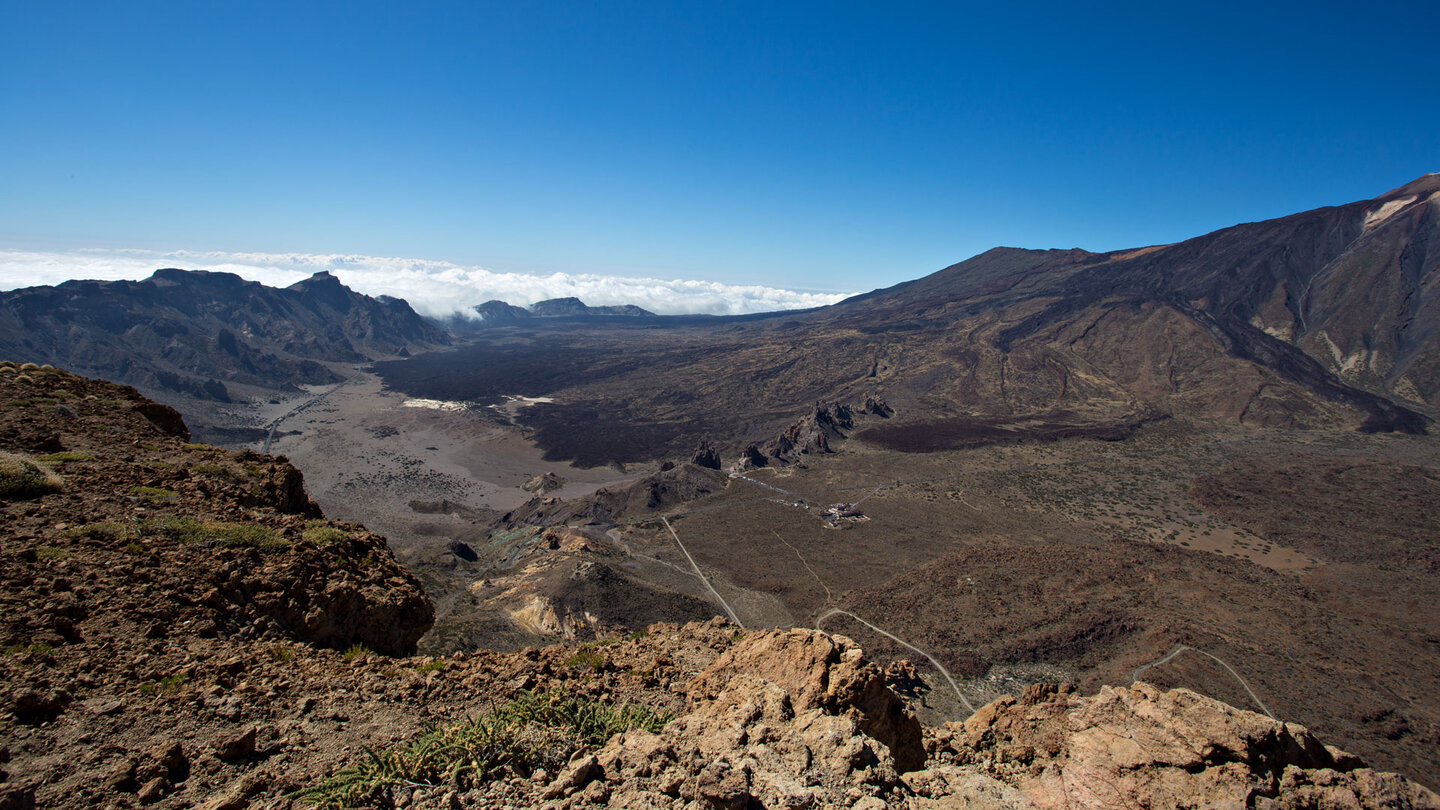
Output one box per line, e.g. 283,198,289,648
564,649,606,670
294,690,668,808
192,463,241,482
3,642,52,657
203,522,287,549
303,520,350,546
342,643,371,662
66,521,136,542
266,644,296,663
0,452,62,500
138,516,201,542
136,516,286,549
35,451,93,464
134,486,179,504
138,673,188,695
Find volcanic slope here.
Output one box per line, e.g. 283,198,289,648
378,175,1440,468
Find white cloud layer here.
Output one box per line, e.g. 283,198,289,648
0,248,852,317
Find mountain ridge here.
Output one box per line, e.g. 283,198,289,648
0,269,449,404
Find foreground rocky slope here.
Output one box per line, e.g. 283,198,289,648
2,366,1435,808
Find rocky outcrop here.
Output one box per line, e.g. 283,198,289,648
522,472,566,494
860,394,894,417
508,631,1438,809
690,440,722,470
738,402,857,469
582,629,922,808
0,366,432,656
925,681,1440,809
688,629,925,772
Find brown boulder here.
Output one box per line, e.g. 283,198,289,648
688,628,925,772
935,683,1440,810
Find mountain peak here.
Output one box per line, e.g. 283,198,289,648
1377,172,1440,200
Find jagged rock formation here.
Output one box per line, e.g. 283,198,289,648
522,472,566,494
0,269,449,402
861,394,894,417
734,401,859,469
475,630,1439,809
923,681,1439,809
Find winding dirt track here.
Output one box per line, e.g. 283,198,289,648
1131,644,1274,718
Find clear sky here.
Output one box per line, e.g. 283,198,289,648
1,1,1436,312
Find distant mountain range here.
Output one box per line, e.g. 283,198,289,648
472,296,656,322
377,174,1440,466
2,174,1436,438
0,269,448,401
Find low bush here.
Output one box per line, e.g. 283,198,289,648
134,486,179,504
0,452,63,500
303,520,350,546
35,451,93,464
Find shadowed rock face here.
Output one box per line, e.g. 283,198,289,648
0,268,449,402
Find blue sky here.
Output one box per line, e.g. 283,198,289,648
1,1,1436,311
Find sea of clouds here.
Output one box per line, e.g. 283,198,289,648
0,248,852,317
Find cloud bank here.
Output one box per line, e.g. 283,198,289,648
0,248,852,317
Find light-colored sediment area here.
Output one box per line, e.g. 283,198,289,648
242,371,642,559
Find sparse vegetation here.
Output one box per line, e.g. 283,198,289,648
343,643,371,661
295,689,669,808
0,451,63,499
35,545,70,560
266,644,297,663
138,673,188,695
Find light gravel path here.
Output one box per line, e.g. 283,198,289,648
661,516,744,628
261,370,361,453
